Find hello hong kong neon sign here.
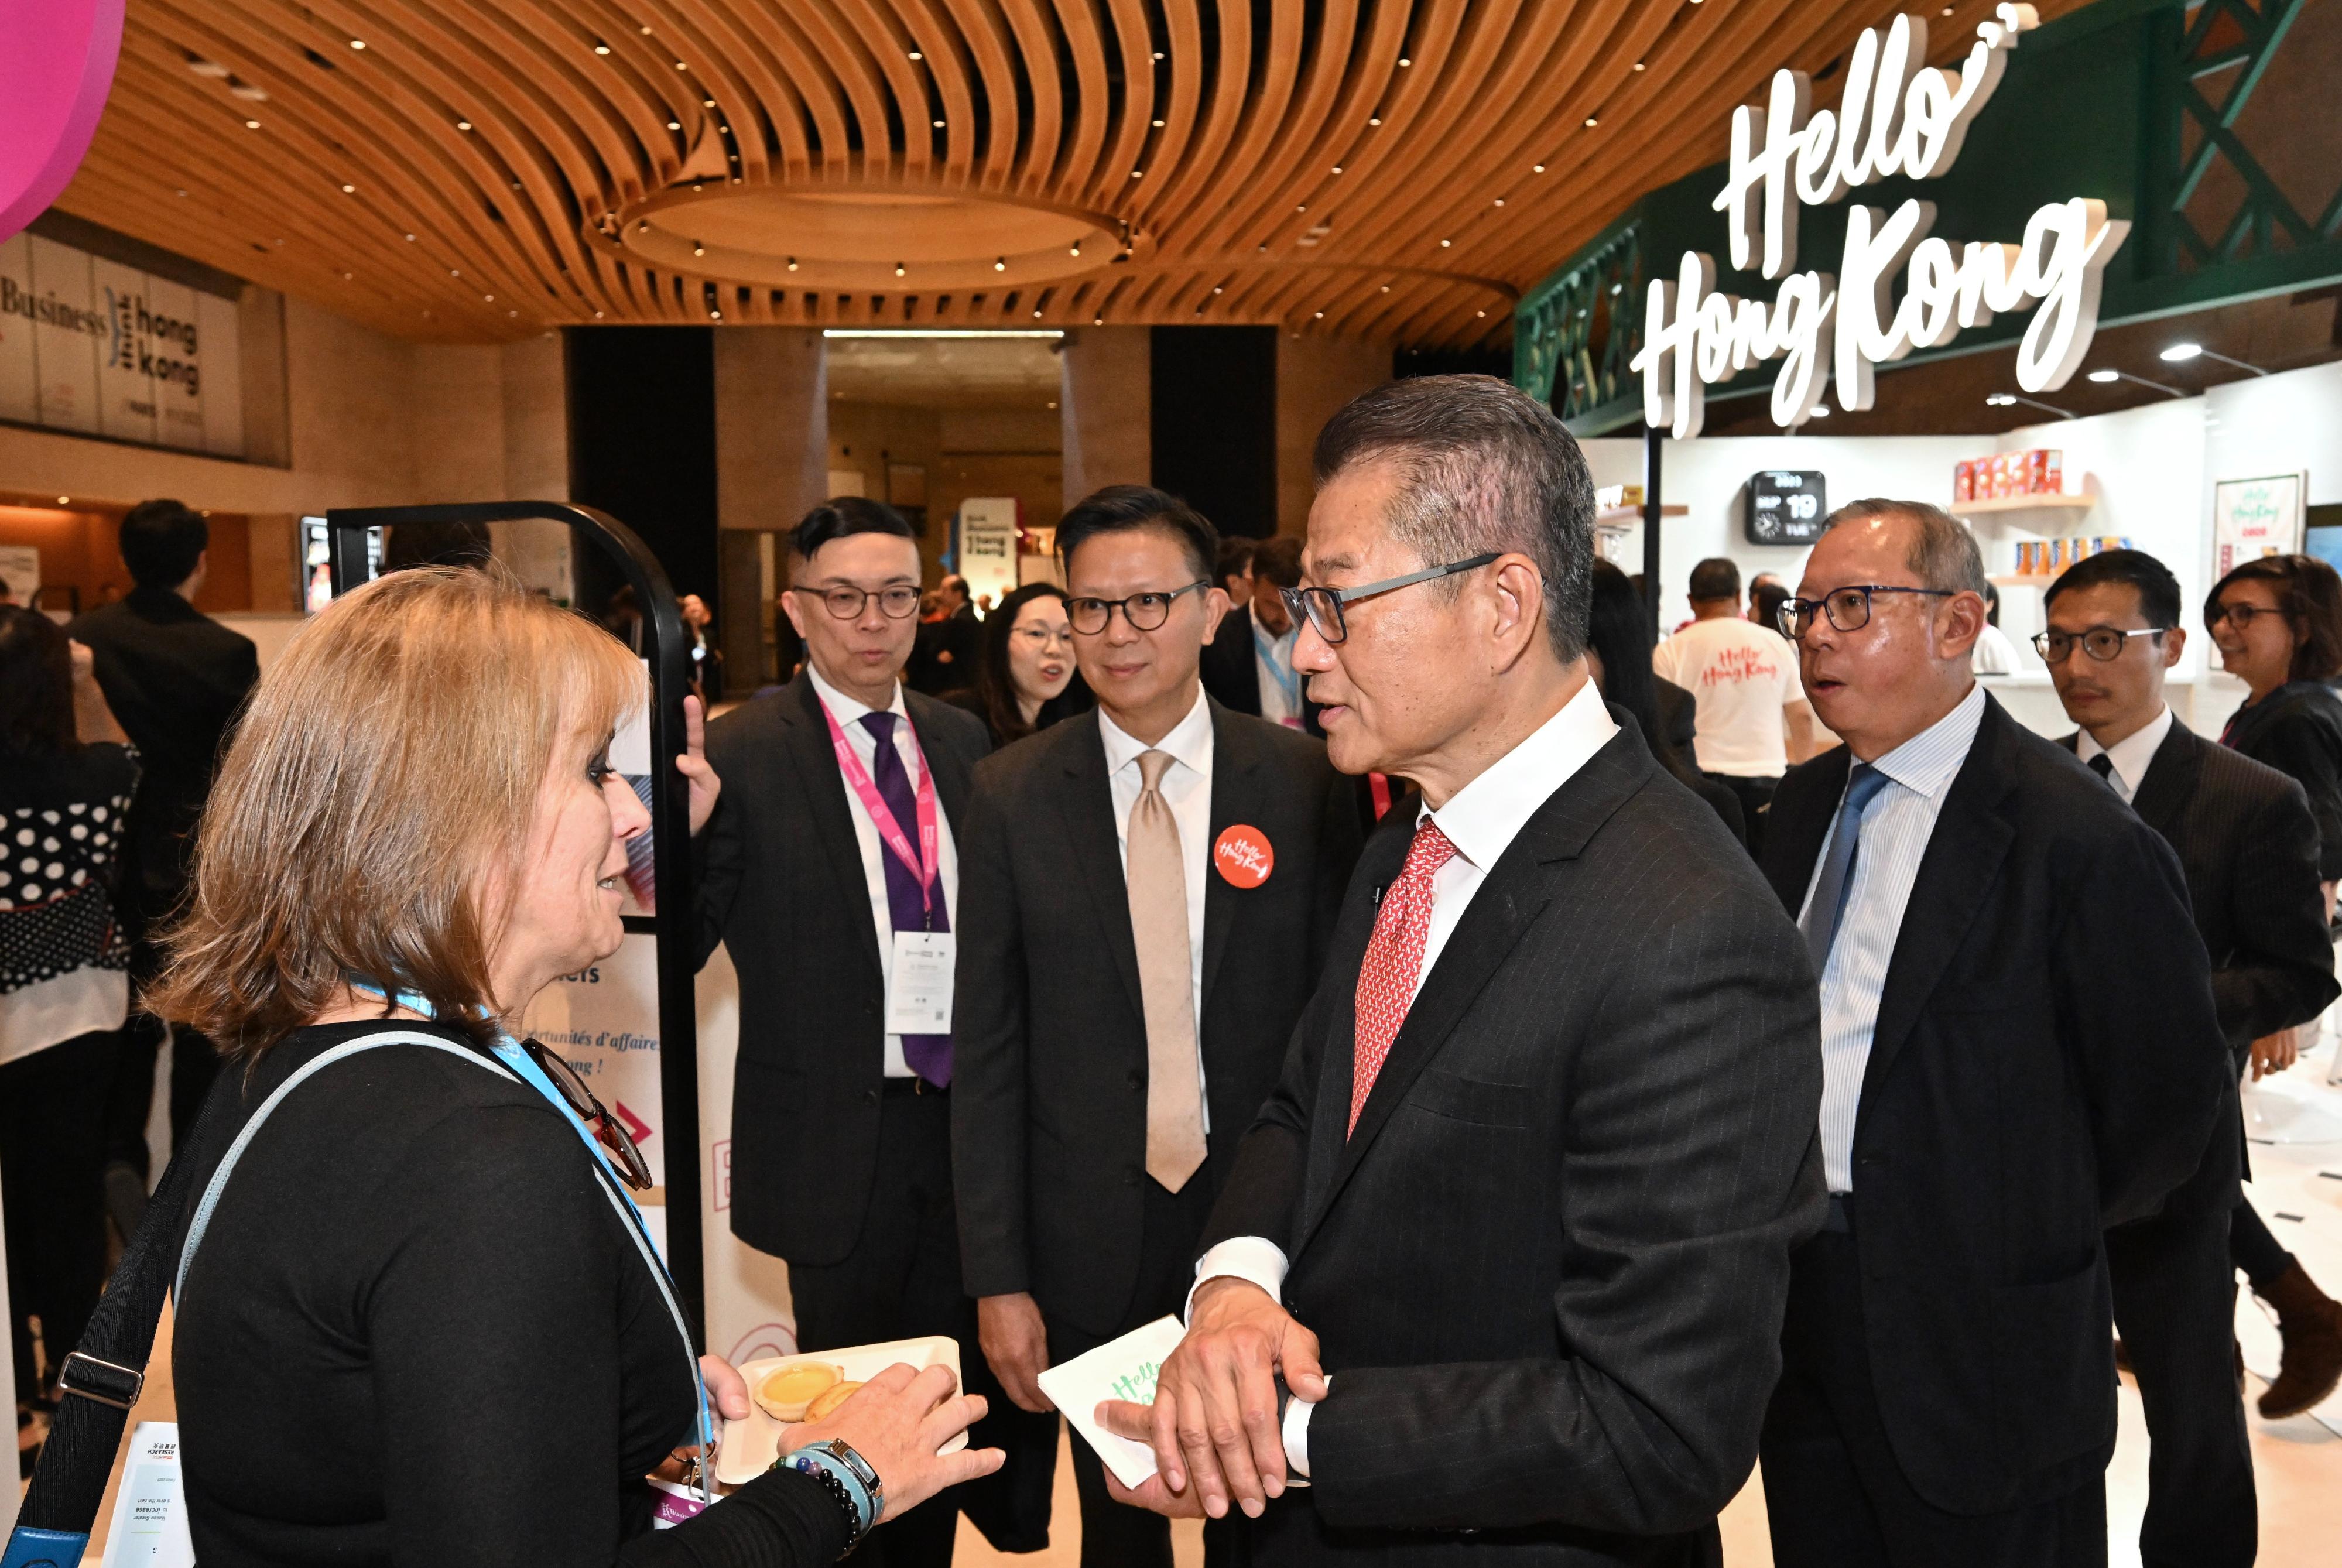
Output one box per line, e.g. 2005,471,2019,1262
1630,5,2127,436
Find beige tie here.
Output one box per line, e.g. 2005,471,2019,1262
1128,749,1207,1192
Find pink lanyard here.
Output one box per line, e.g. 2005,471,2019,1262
819,696,941,919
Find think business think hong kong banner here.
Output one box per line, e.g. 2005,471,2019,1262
1631,4,2125,437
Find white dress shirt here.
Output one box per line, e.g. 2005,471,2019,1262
1187,677,1619,1474
2074,704,2173,807
808,665,961,1079
1254,622,1304,728
1098,686,1215,1125
1800,682,1986,1192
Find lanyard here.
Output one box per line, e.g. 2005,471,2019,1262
1254,622,1303,713
351,984,715,1499
818,696,941,919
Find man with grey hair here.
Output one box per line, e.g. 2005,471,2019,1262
1756,499,2227,1566
1097,374,1826,1565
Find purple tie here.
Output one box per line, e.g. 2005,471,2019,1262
860,712,952,1086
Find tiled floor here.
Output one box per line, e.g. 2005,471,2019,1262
959,1032,2342,1568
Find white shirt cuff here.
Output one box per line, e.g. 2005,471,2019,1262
1283,1378,1324,1479
1186,1236,1289,1324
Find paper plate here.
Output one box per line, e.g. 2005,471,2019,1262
713,1334,965,1487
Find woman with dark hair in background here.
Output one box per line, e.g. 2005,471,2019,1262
1583,560,1746,848
2203,551,2342,1418
0,608,135,1418
947,581,1090,746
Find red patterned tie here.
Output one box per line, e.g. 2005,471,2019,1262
1350,820,1460,1135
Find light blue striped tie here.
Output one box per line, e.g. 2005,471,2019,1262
1801,764,1889,971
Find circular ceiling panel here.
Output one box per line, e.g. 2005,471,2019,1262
608,183,1129,291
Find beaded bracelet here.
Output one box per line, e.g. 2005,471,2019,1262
782,1440,882,1556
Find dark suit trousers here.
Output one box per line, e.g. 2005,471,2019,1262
786,1086,972,1568
1043,1175,1229,1568
1762,1221,2107,1568
2107,1189,2255,1567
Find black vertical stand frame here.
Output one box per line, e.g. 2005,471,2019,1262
1641,426,1666,635
323,502,706,1339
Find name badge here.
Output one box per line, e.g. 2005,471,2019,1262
886,930,957,1034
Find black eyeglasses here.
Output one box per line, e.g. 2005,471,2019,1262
2032,626,2170,663
519,1037,653,1190
1776,584,1955,642
1065,581,1210,634
793,584,923,621
1278,553,1502,646
2208,601,2282,631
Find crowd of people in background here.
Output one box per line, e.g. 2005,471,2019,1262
6,374,2342,1568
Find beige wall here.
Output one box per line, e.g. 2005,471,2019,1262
714,328,827,535
1275,336,1391,536
1060,326,1149,509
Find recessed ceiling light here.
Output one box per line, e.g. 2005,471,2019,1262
1493,197,1505,206
1132,169,1143,178
933,118,944,128
341,183,355,193
1477,310,1487,318
405,232,416,240
1584,117,1599,128
675,61,687,70
1153,50,1165,60
57,495,69,504
245,119,261,129
1296,204,1307,213
1213,285,1224,293
595,310,605,318
1092,317,1102,326
484,293,495,302
909,50,922,60
1533,163,1546,173
1634,61,1646,71
1331,165,1343,174
348,39,366,50
594,42,610,55
1440,238,1451,247
1033,309,1043,318
1398,57,1412,67
710,310,722,319
457,119,473,130
1369,115,1382,125
703,98,715,107
641,25,653,33
1152,118,1165,126
175,188,187,197
1381,284,1390,292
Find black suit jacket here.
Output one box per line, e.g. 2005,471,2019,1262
693,673,992,1264
2070,720,2337,1066
1201,604,1324,738
953,700,1362,1337
2220,679,2342,879
1201,710,1824,1564
67,587,259,905
1759,693,2229,1515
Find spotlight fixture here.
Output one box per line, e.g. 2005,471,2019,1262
1584,117,1599,128
1069,243,1081,256
1634,60,1647,71
2087,367,2185,396
341,183,355,193
787,257,799,271
593,41,610,55
457,119,474,130
933,119,944,128
1985,391,2076,419
1398,56,1412,67
893,261,905,276
349,39,366,50
1368,116,1382,126
2159,341,2268,375
245,119,261,129
1533,163,1546,173
994,257,1006,271
667,119,680,130
1440,238,1452,247
908,50,922,60
694,242,706,256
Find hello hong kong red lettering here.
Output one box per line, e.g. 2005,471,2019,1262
1697,643,1783,689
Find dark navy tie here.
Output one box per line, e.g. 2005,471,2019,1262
1800,763,1890,973
860,712,951,1086
2087,753,2115,786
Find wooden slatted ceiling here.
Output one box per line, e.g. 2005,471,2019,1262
56,0,2087,347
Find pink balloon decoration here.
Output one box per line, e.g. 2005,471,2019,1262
0,0,127,242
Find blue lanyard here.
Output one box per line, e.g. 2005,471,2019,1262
1254,621,1302,710
350,984,715,1492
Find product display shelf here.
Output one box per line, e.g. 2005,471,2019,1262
1950,492,2097,517
1987,573,2062,588
1593,504,1688,530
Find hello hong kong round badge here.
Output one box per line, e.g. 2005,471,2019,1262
1213,824,1274,888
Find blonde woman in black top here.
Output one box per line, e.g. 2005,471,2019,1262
150,567,1001,1565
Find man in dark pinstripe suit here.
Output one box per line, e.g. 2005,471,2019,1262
1100,375,1827,1566
2045,548,2338,1568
